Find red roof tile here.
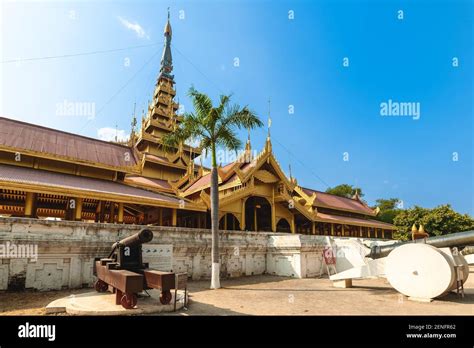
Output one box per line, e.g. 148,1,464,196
184,161,242,193
221,162,235,172
0,163,179,204
0,117,139,170
145,153,169,164
125,175,172,191
303,188,375,215
184,173,211,193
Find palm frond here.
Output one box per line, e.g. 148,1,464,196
215,126,242,153
188,86,213,119
219,105,263,131
163,87,262,167
199,136,213,153
162,113,197,152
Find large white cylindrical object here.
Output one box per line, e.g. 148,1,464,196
438,248,469,293
385,244,456,300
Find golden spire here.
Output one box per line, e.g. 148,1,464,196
160,7,173,79
164,7,172,36
264,98,272,153
187,141,195,177
198,153,204,176
411,224,418,233
267,98,271,138
245,127,251,151
419,224,425,233
242,128,252,163
129,102,137,146
352,189,361,201
265,135,272,152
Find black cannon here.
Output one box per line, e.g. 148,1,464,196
93,229,177,309
106,228,153,271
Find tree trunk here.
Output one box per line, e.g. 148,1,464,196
210,146,220,289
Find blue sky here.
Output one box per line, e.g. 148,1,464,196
0,0,472,215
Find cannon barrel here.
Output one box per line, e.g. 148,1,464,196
108,229,153,258
118,229,154,248
369,230,474,259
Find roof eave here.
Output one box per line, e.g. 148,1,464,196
0,146,141,175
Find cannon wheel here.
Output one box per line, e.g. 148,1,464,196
120,293,138,309
94,279,108,293
160,290,172,305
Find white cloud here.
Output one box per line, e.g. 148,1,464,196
185,137,201,148
117,16,149,39
97,127,129,142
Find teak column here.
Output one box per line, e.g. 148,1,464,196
271,192,276,232
240,200,246,231
108,202,115,223
117,203,124,224
24,192,36,218
253,206,257,232
74,198,83,221
171,208,177,227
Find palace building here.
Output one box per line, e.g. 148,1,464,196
0,14,396,239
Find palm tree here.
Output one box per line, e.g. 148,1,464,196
163,87,263,289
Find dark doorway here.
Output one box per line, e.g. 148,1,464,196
219,213,241,230
276,218,291,233
244,196,272,231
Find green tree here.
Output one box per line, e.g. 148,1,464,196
375,198,401,224
325,184,363,198
393,204,474,238
162,87,263,289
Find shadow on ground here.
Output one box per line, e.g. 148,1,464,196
162,299,246,316
0,288,90,315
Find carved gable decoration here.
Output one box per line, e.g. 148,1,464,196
254,169,279,183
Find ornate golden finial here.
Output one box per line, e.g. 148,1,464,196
199,153,204,175
267,98,271,138
131,103,137,125
265,135,272,152
411,223,428,240
245,127,251,153
164,7,172,35
129,102,137,146
352,189,360,200
188,141,195,177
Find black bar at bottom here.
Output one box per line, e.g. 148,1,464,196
0,315,472,346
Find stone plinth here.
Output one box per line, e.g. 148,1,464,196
46,289,186,315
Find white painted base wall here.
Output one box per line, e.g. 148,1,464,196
0,218,387,291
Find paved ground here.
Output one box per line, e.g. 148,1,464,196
1,267,473,315
180,273,473,315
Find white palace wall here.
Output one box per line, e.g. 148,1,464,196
0,218,375,291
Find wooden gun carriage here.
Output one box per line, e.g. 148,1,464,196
93,229,178,309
